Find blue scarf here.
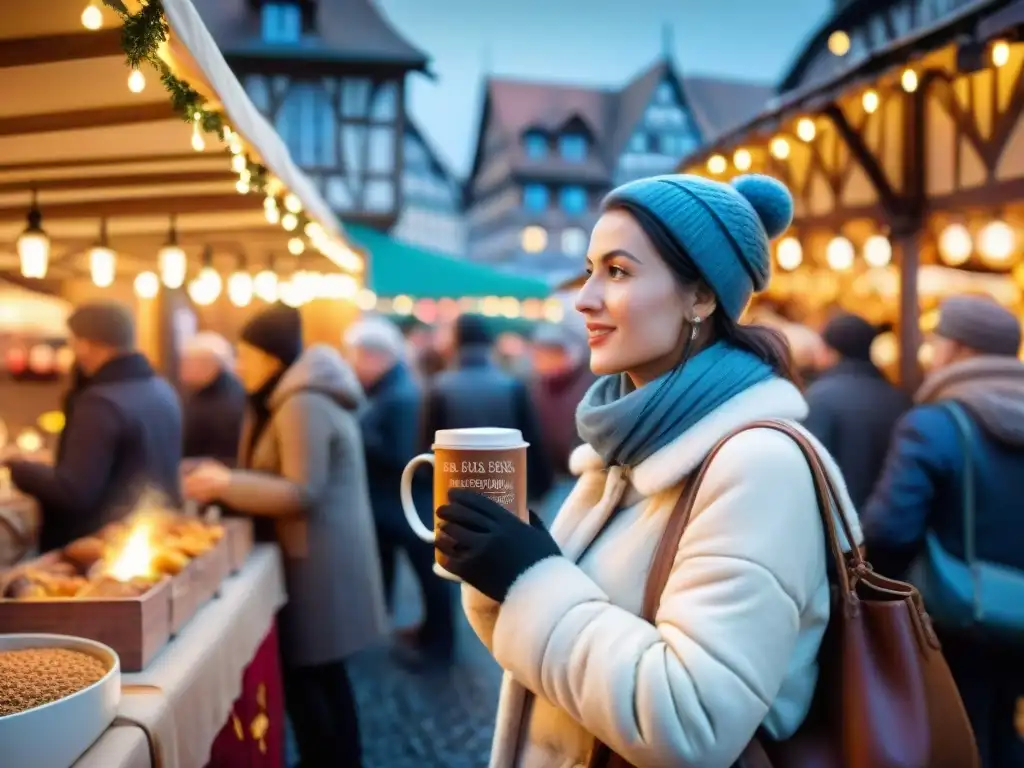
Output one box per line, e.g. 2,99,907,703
575,342,775,468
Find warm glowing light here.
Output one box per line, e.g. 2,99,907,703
287,237,305,256
828,30,851,56
938,223,972,266
107,524,155,582
17,230,49,279
229,137,243,155
870,331,898,367
393,295,414,315
235,179,249,194
281,212,298,232
863,235,892,268
776,237,803,271
81,1,103,29
543,298,565,323
128,68,146,93
356,288,377,311
796,118,816,142
89,245,116,287
976,221,1017,266
16,429,43,454
862,90,879,114
521,226,548,253
284,194,302,214
190,114,205,152
188,268,222,306
264,196,279,224
733,149,752,171
253,270,279,303
826,236,855,270
159,244,187,289
227,272,254,307
901,69,919,93
992,40,1010,68
134,271,159,299
706,154,727,174
769,137,790,160
231,154,247,173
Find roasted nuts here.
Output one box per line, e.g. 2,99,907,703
0,648,108,717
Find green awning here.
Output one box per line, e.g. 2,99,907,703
345,223,550,300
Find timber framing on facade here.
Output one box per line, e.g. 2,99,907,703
678,0,1024,389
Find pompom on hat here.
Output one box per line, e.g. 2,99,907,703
602,173,794,320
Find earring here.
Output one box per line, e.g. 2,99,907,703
690,315,702,342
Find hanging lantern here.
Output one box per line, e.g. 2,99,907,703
938,223,972,266
89,219,116,288
17,193,49,279
159,216,186,289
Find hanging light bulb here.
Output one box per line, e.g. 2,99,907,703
863,234,892,267
89,219,116,288
826,236,855,270
288,237,305,255
227,256,254,307
732,149,752,172
128,68,145,93
706,154,727,174
81,0,103,29
253,265,279,303
188,247,222,306
134,271,159,299
976,220,1016,267
158,216,187,289
229,135,243,155
796,117,816,142
190,114,205,152
264,196,280,224
17,192,49,279
284,193,302,214
235,179,249,194
862,89,880,114
281,212,298,232
901,68,919,93
776,236,803,271
231,154,247,173
769,136,791,160
938,223,972,266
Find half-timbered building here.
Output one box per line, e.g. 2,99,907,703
680,0,1024,389
193,0,429,229
464,56,773,286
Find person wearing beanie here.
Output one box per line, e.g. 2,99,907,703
863,294,1024,767
434,174,864,767
421,313,553,502
803,311,910,508
5,300,182,552
183,303,386,766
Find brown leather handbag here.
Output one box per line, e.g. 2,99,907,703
588,420,978,768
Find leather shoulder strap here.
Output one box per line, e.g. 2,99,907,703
639,419,864,624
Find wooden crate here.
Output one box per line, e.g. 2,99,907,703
191,533,231,603
169,561,199,637
0,575,172,671
224,518,254,574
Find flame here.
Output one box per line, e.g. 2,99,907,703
106,521,156,582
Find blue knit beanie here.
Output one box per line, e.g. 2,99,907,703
602,174,793,320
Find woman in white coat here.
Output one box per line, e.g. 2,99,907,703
434,174,861,768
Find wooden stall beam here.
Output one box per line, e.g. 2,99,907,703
0,194,259,222
0,171,235,195
0,153,209,174
0,103,175,137
0,29,123,69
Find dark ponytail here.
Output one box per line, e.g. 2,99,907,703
609,199,802,387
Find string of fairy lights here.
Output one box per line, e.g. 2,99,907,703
689,36,1020,278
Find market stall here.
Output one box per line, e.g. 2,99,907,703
676,0,1024,389
0,0,356,764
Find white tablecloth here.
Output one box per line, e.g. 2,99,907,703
74,545,287,768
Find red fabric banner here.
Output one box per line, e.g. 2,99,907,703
205,623,285,768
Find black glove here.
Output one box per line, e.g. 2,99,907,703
436,489,561,603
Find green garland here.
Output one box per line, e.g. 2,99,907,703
107,0,309,234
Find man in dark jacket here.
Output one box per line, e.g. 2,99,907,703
862,295,1024,768
180,332,246,465
346,316,455,662
803,312,910,508
5,301,182,552
423,314,553,503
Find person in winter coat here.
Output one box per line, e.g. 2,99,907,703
5,301,182,552
180,332,246,466
803,312,910,508
434,174,861,768
862,295,1024,768
346,316,455,662
182,303,386,768
423,313,553,503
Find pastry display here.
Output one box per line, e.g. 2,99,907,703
0,647,108,717
0,511,225,601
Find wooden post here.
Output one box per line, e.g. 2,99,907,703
896,231,922,392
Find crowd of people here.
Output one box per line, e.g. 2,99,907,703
1,173,1021,768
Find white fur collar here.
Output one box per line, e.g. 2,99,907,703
568,378,809,496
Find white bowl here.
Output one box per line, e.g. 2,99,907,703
0,633,121,768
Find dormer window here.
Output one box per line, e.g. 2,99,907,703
559,134,587,162
523,131,548,160
655,80,675,105
262,2,302,44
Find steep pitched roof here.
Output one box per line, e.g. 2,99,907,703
192,0,428,70
472,58,772,183
405,116,460,186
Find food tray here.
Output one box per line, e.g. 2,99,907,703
0,572,172,672
191,532,231,602
0,633,121,768
224,517,254,574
